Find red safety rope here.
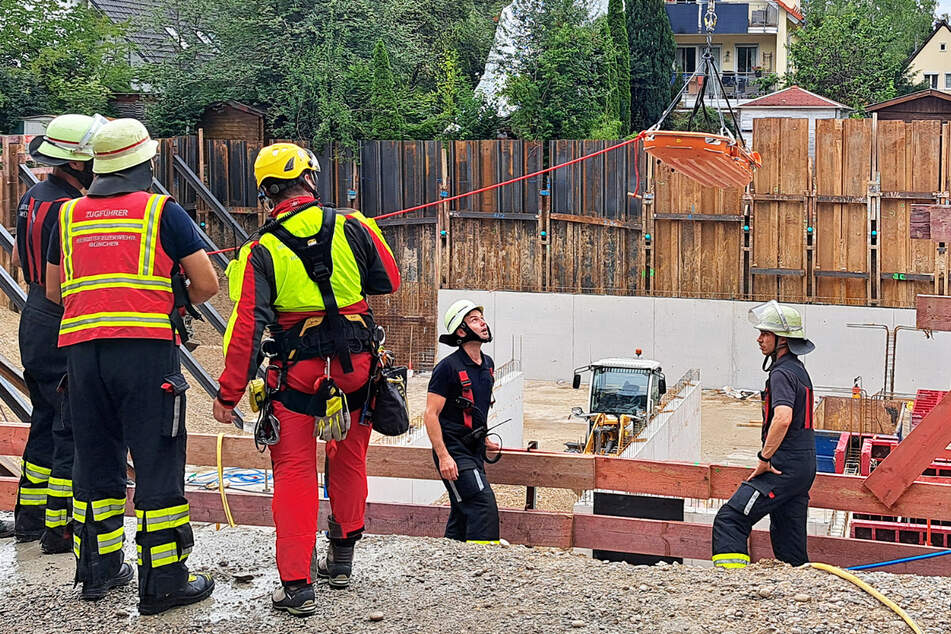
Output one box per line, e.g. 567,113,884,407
205,132,646,256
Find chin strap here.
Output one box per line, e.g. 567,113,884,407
438,322,493,347
761,339,788,372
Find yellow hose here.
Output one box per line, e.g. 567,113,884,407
217,432,236,528
808,563,922,634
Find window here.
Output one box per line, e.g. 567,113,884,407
736,45,758,73
925,73,939,89
675,47,696,74
946,73,951,89
942,43,947,52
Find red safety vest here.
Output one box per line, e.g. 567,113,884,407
57,191,175,346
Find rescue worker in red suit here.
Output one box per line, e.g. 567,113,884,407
0,114,101,551
46,118,219,612
213,143,400,617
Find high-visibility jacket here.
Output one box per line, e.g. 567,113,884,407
57,191,176,346
217,195,400,405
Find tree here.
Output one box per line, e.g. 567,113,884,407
627,0,675,133
0,0,134,132
788,2,915,112
369,40,405,139
608,0,632,134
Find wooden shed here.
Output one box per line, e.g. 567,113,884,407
866,90,951,122
196,101,266,142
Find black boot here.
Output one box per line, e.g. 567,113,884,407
41,525,73,554
0,519,14,539
314,540,354,589
138,572,215,615
272,581,316,617
81,562,135,601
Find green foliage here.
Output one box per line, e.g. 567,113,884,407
0,0,134,132
787,1,926,112
627,0,676,133
369,40,405,139
667,107,739,137
502,1,620,140
753,73,780,96
608,0,632,134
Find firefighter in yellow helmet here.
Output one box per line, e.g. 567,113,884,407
1,114,102,551
45,118,219,611
213,142,400,615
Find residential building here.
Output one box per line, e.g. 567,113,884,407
665,0,803,103
866,90,951,123
908,21,951,92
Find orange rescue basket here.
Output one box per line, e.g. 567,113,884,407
643,130,762,189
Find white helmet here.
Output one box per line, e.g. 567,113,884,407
439,299,491,347
749,300,814,355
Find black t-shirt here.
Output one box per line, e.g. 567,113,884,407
428,348,495,469
762,353,815,455
46,195,206,266
16,175,82,285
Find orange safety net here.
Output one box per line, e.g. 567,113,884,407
643,130,762,189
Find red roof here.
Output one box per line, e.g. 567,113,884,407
741,85,848,109
776,0,803,21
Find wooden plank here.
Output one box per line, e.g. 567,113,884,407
778,118,809,302
751,118,782,301
909,204,932,239
652,213,743,222
864,390,951,508
594,457,710,498
549,213,641,230
750,268,804,276
916,294,951,330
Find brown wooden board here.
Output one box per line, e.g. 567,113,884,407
879,120,939,307
814,118,869,305
751,118,782,301
916,294,951,330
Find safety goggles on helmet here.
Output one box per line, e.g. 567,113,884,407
749,300,814,356
29,113,108,166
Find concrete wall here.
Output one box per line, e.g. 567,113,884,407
621,378,702,463
439,290,951,395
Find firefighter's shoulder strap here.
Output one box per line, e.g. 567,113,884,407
444,352,475,429
264,203,355,373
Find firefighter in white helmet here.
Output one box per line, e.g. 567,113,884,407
712,300,817,569
424,300,500,543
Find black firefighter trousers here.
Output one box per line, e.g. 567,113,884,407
14,286,73,547
711,449,817,568
68,339,194,599
439,464,500,543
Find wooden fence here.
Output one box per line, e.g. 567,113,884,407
4,118,951,368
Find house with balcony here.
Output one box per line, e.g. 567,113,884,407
665,0,803,105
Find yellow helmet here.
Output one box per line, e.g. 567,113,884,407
253,143,320,193
29,114,106,165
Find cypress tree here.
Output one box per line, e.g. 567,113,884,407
608,0,632,134
369,39,404,139
627,0,675,133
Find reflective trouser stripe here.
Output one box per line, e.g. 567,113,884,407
73,500,88,524
149,542,180,568
137,544,143,566
18,485,47,506
73,533,81,558
46,508,69,528
136,504,189,532
22,460,51,484
91,498,126,521
97,527,125,555
712,553,751,569
47,477,72,498
466,540,501,545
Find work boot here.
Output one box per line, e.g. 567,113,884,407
272,582,316,617
138,572,215,616
40,527,73,554
81,562,135,601
314,540,354,589
0,518,43,543
0,519,14,539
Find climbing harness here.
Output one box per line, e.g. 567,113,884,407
644,0,761,188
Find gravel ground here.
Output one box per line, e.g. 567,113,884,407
0,519,947,634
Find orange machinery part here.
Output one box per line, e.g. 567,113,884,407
643,130,762,189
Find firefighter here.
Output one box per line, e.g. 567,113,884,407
712,300,817,569
424,300,500,543
0,114,101,551
212,142,400,616
45,118,219,611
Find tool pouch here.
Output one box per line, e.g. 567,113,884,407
161,373,190,438
364,366,410,437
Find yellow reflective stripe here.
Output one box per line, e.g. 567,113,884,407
73,500,88,524
466,540,501,545
68,221,146,234
97,527,125,554
136,509,144,533
60,311,173,335
142,504,190,532
47,477,72,497
149,542,180,568
91,498,126,521
23,460,51,484
141,194,166,276
60,199,79,278
712,553,750,568
137,544,143,566
73,533,81,558
45,508,69,528
18,485,47,505
61,273,172,297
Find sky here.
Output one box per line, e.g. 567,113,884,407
939,1,951,19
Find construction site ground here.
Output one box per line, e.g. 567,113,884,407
0,303,947,631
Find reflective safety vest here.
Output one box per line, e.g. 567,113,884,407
58,191,175,346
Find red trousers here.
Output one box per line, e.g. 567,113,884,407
267,353,372,582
